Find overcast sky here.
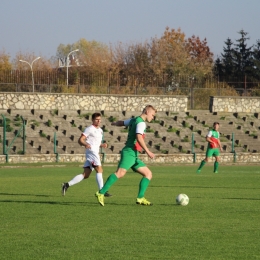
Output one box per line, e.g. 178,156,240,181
1,0,259,60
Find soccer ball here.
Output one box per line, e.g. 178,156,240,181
176,194,189,206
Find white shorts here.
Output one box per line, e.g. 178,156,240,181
83,152,101,171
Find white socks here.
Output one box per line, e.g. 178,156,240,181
96,173,104,190
68,174,84,186
68,172,104,190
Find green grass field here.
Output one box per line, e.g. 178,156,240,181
0,165,260,260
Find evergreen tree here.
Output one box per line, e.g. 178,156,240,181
233,30,253,82
251,40,260,81
220,38,235,81
214,57,224,81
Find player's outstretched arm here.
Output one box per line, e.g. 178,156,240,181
111,120,125,127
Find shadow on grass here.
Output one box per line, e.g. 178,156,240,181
150,185,259,190
222,197,260,201
0,192,50,197
0,199,100,206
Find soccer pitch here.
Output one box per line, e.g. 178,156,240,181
0,165,259,260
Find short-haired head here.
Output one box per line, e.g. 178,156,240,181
213,122,219,127
142,105,157,114
92,112,101,120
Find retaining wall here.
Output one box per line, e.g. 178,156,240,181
0,93,188,112
210,96,260,113
1,152,260,165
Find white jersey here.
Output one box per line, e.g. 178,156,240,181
82,124,103,156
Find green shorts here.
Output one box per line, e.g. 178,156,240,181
206,148,220,157
118,147,146,171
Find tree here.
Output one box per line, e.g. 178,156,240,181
0,51,12,70
251,40,260,81
219,38,235,80
185,35,214,77
233,30,254,80
12,52,54,71
155,27,188,75
216,31,255,83
56,39,111,73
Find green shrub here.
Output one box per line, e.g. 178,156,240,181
46,120,52,127
6,125,13,132
40,132,47,138
181,136,189,142
146,128,154,133
167,127,178,133
50,109,58,116
108,116,116,122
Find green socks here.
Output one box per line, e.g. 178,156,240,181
198,160,206,170
99,174,151,198
214,161,219,172
137,177,150,198
99,173,118,194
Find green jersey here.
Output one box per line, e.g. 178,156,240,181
124,116,146,150
207,129,220,150
207,129,220,139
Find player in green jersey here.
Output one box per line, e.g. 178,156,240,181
95,105,157,206
196,122,223,174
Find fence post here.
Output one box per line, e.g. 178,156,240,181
231,132,235,153
101,132,106,163
190,79,194,109
1,114,6,155
22,116,26,154
54,132,59,162
232,135,237,163
191,132,196,163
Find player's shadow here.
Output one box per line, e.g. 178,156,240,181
0,197,111,207
0,192,50,197
150,185,260,190
222,197,260,201
0,199,100,206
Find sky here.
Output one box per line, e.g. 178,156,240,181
1,0,259,61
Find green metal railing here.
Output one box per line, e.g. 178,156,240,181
54,132,59,162
100,133,106,163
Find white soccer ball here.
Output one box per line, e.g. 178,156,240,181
176,194,189,206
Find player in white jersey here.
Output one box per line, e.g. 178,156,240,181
61,112,112,197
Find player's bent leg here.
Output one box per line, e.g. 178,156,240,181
83,167,92,179
136,166,152,179
115,168,127,178
197,159,207,173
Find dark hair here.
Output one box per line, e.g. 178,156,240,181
213,122,219,126
92,112,101,120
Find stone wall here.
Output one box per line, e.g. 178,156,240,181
1,152,260,165
0,93,188,112
210,96,260,113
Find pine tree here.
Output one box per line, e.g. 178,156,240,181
233,30,254,82
251,40,260,81
220,38,235,81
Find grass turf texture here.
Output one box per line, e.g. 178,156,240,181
0,165,260,260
